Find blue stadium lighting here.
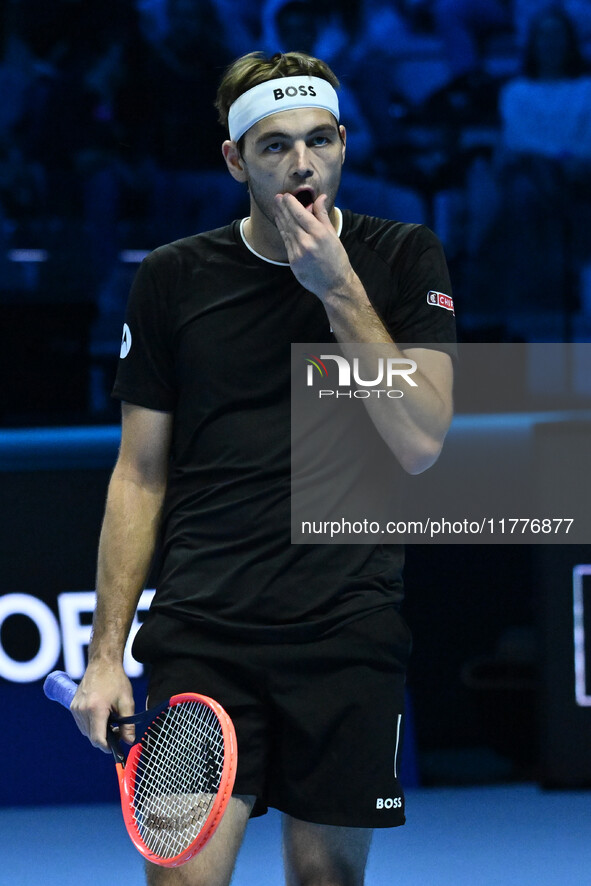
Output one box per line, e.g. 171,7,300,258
7,249,49,262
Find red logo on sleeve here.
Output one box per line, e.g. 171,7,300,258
427,291,454,315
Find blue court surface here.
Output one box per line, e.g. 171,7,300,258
3,784,591,885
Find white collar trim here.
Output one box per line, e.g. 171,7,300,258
239,208,343,266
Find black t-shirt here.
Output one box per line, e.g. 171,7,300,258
113,209,456,641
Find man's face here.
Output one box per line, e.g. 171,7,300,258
235,108,346,227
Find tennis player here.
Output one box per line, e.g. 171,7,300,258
71,51,456,885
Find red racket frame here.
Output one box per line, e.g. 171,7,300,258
115,692,237,868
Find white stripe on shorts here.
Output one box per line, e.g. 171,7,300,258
394,713,402,778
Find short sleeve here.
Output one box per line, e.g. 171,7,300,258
111,255,177,411
385,225,457,352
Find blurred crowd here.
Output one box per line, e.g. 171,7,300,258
2,0,591,421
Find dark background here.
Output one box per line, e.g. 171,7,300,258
2,0,591,804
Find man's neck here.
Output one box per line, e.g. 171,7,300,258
242,205,342,264
242,214,288,263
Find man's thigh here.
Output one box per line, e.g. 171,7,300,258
282,816,373,886
267,607,411,828
145,795,255,886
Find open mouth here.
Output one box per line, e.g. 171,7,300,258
293,190,314,208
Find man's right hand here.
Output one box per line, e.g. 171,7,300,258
70,662,136,752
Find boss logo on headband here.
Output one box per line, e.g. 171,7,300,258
273,85,317,101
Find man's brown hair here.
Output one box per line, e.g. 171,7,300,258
215,51,340,135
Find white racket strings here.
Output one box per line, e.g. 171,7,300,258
130,702,225,858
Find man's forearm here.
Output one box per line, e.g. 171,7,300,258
323,278,453,474
272,193,454,472
89,466,166,663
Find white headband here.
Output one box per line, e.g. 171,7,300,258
228,76,340,143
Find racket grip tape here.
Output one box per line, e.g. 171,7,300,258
44,670,78,709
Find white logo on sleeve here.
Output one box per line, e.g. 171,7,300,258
120,323,132,358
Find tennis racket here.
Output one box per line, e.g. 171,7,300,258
43,670,237,868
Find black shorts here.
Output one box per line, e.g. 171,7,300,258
132,607,411,828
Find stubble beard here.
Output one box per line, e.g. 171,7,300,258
248,167,343,232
